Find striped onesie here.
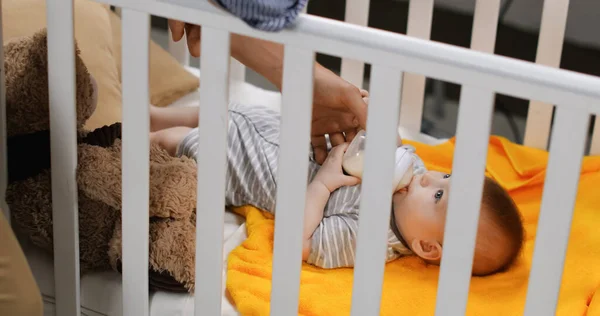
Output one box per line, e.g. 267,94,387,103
177,103,427,269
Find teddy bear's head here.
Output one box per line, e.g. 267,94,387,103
4,29,97,138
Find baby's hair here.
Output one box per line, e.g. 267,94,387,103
474,176,525,275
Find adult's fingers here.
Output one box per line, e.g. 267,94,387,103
168,20,185,42
311,135,328,164
185,24,202,57
311,112,358,137
329,132,346,148
342,85,369,130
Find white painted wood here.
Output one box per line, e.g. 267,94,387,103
270,46,315,316
523,0,571,150
350,66,403,316
590,116,600,156
229,57,246,83
470,0,501,53
0,0,9,222
194,27,230,316
524,106,589,316
340,0,370,88
435,87,495,316
46,1,81,315
121,9,151,316
168,32,190,66
399,0,434,133
94,0,600,112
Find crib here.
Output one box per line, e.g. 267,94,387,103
1,0,600,315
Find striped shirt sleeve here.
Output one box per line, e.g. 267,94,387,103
307,213,359,269
213,0,308,31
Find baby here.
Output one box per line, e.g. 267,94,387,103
150,103,524,276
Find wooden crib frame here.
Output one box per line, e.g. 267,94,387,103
1,0,599,315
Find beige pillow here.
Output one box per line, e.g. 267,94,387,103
108,11,200,107
2,0,123,130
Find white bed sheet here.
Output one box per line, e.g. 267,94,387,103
20,65,445,316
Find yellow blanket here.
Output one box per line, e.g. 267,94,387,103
226,136,600,316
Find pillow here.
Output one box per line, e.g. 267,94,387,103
2,0,123,130
108,10,200,107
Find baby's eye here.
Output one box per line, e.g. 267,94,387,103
435,189,444,202
443,174,451,179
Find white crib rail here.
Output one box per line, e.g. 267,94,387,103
523,0,570,151
398,0,434,133
592,117,600,154
470,0,501,53
270,46,315,315
121,8,151,316
340,0,370,88
3,0,597,315
435,87,496,315
0,0,8,222
47,1,81,315
168,32,190,66
350,65,403,316
524,105,589,315
194,26,231,316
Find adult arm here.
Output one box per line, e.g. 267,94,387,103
167,20,369,164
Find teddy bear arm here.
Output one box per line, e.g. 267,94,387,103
77,144,122,210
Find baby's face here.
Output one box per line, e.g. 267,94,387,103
392,171,452,245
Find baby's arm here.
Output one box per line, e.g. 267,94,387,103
302,143,360,260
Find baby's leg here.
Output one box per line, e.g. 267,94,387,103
150,105,199,132
150,126,193,157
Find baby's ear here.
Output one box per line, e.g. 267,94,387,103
411,239,442,263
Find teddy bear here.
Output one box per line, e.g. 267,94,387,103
5,29,201,292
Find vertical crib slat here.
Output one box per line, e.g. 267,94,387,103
399,0,434,133
470,0,501,53
46,1,81,315
121,9,150,316
523,0,570,150
435,86,495,316
590,117,600,156
270,46,315,316
0,0,8,221
340,0,370,88
194,27,230,316
350,66,403,316
168,33,190,66
229,58,246,83
524,106,589,316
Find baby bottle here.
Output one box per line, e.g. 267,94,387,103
342,130,415,192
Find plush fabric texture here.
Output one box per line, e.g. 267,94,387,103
1,0,122,131
108,10,200,108
4,29,200,292
226,136,600,316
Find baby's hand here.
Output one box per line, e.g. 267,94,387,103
312,143,360,192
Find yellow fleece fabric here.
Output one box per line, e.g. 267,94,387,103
227,136,600,316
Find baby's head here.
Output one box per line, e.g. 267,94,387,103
392,171,524,276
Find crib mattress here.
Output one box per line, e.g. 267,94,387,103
19,210,248,316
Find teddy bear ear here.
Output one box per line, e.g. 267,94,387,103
4,28,96,138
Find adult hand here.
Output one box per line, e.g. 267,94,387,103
310,64,369,164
